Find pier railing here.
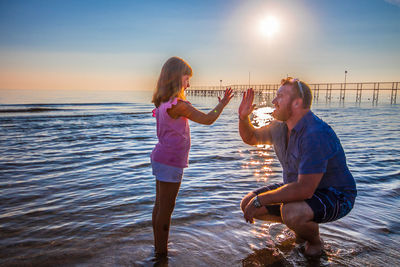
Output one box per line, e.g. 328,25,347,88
187,82,399,104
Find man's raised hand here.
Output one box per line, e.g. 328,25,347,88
238,88,256,120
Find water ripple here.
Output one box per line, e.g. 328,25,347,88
0,100,399,266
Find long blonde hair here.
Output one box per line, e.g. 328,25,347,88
152,57,193,107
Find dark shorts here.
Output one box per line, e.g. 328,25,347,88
253,183,357,223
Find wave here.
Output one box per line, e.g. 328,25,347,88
0,111,151,117
0,108,73,113
0,102,133,107
122,112,151,115
189,155,241,164
0,103,151,115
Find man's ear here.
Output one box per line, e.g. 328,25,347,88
293,98,302,108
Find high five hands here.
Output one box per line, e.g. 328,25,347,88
238,88,256,120
218,88,234,107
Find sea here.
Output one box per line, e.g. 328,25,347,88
0,89,399,266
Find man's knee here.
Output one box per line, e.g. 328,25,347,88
281,202,314,228
240,192,256,212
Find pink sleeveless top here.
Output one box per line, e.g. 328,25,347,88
151,97,191,168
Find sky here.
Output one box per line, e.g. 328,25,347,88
0,0,399,92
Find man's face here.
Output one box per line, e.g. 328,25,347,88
271,84,294,121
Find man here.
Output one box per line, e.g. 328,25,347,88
238,78,357,257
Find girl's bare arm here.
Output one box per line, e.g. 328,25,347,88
168,88,233,125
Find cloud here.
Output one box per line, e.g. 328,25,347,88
385,0,400,7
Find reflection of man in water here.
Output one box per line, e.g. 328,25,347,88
238,78,357,256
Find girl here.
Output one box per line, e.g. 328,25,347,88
151,56,233,258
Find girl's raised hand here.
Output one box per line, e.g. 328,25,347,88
238,88,256,120
218,88,234,107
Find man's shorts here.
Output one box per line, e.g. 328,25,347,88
253,183,357,223
151,160,184,183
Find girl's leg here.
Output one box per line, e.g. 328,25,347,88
154,180,181,255
152,180,160,247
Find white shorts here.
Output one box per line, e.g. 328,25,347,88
151,160,184,183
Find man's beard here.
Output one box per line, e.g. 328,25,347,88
272,102,293,121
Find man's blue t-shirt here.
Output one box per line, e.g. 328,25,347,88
264,111,356,192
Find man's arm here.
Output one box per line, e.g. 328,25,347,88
257,173,324,205
239,116,273,145
243,173,323,223
238,88,273,145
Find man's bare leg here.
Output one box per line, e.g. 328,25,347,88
281,201,323,256
295,234,306,244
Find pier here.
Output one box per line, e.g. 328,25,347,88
187,82,399,105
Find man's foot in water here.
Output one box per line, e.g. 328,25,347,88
295,234,306,244
304,238,323,257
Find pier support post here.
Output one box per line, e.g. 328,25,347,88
313,84,317,101
356,83,363,103
326,84,332,102
391,82,398,105
339,83,345,102
373,82,379,105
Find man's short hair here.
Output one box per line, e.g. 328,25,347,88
280,77,312,108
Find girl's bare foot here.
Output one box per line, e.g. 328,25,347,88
152,252,168,266
154,251,168,259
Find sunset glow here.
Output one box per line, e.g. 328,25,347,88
259,16,279,37
0,1,399,91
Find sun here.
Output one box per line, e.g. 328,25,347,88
259,16,279,37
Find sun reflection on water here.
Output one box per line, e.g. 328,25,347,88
241,106,276,183
243,152,273,182
252,106,275,128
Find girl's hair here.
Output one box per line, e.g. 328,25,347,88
152,57,193,107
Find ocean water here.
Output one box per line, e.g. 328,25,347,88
0,90,399,266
